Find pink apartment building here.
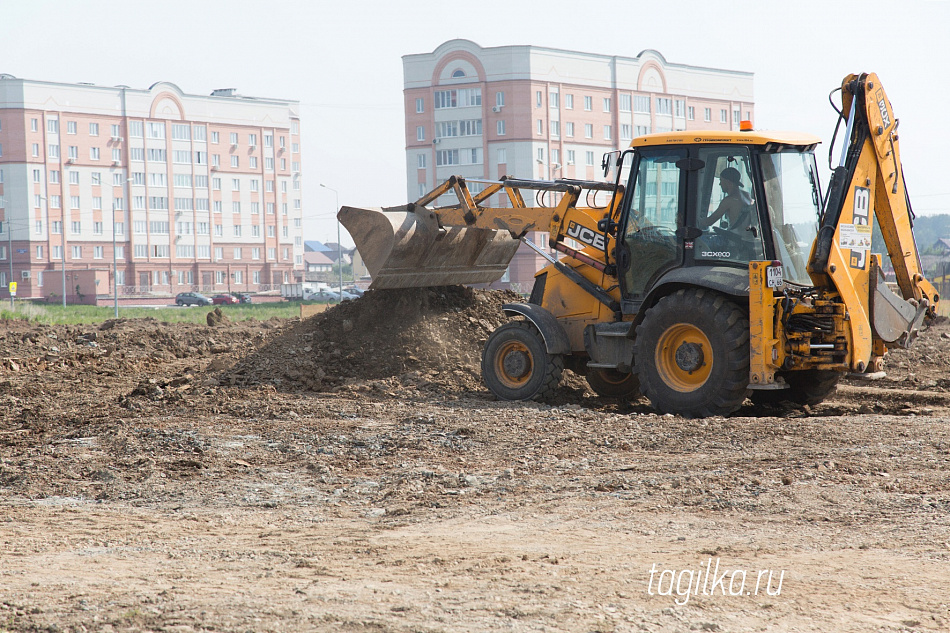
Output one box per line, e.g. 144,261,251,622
403,40,754,293
0,76,304,303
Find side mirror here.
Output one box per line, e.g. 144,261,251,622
601,150,622,179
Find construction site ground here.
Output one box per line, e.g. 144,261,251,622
1,287,948,632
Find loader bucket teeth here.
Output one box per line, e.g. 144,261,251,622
338,205,520,289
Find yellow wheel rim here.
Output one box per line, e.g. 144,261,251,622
654,323,712,392
494,340,533,389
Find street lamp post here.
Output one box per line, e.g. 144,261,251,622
1,198,10,298
319,183,343,302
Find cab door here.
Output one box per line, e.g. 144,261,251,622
616,148,687,302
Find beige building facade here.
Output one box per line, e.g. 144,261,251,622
403,40,754,292
0,75,304,303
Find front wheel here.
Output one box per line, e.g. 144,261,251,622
587,368,641,399
634,289,750,417
482,321,563,401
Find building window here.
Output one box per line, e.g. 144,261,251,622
619,94,631,112
603,125,612,140
584,96,592,111
497,148,506,164
36,246,43,259
48,144,60,159
550,92,559,109
634,96,651,113
550,120,559,137
32,143,39,157
231,156,239,168
265,157,274,170
248,133,257,147
566,122,574,137
675,100,686,118
89,123,99,136
70,196,80,210
48,119,59,134
537,147,544,162
416,97,424,113
495,91,504,107
496,120,505,135
536,91,542,107
94,246,103,259
720,109,728,124
31,118,38,132
537,119,543,135
90,147,100,160
129,121,143,137
585,151,595,166
636,125,651,137
585,124,593,139
72,245,82,259
620,124,632,141
146,122,165,139
171,125,191,141
704,108,712,122
656,98,672,115
688,106,695,121
603,98,611,113
49,170,60,184
68,146,78,160
211,131,219,144
417,154,426,169
67,121,77,134
566,149,575,165
733,110,740,126
93,221,103,235
230,132,239,145
565,94,574,110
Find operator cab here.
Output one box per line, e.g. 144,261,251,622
614,131,822,309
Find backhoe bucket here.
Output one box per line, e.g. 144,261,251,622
338,205,521,289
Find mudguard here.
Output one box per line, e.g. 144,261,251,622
640,266,750,314
502,303,571,355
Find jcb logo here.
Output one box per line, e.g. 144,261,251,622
850,186,870,270
566,221,606,250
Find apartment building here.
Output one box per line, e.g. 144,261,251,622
403,40,754,292
0,75,303,303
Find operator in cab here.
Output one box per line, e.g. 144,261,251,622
701,167,753,230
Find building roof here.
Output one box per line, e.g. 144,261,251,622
304,240,331,252
303,252,334,266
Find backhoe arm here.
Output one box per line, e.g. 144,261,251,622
808,73,937,360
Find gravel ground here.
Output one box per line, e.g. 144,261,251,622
1,291,948,632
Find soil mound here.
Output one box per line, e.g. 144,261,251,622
225,286,523,393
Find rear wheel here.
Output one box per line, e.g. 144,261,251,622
482,321,563,401
635,289,750,417
750,370,841,406
587,368,641,399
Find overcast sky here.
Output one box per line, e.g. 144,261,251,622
1,0,948,246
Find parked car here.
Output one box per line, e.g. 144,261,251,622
305,289,357,302
235,293,252,304
343,286,365,297
212,294,239,305
175,292,212,306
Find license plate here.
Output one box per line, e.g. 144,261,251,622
766,265,784,288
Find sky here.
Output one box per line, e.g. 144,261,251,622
1,0,948,247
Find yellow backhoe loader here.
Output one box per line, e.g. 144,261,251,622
340,72,938,417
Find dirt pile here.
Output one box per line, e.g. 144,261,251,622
224,286,523,393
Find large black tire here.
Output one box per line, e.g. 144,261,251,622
634,288,750,417
750,370,841,406
587,368,641,399
482,321,563,401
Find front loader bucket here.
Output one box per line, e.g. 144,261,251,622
338,205,521,289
